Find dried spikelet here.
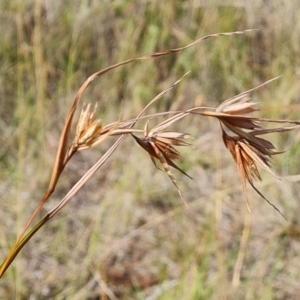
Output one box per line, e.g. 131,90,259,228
132,114,192,204
202,94,260,132
222,131,286,219
72,103,111,151
199,80,300,218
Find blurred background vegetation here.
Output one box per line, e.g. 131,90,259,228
1,0,300,299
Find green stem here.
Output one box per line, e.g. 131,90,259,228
0,214,50,278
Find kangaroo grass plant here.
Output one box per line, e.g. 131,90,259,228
1,29,299,278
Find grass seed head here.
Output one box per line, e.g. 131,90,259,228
222,130,285,218
73,103,104,150
208,92,288,218
132,115,193,204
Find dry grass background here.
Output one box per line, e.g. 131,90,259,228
1,0,300,299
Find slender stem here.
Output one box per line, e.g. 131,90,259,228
0,215,50,277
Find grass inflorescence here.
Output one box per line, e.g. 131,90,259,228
1,1,300,299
